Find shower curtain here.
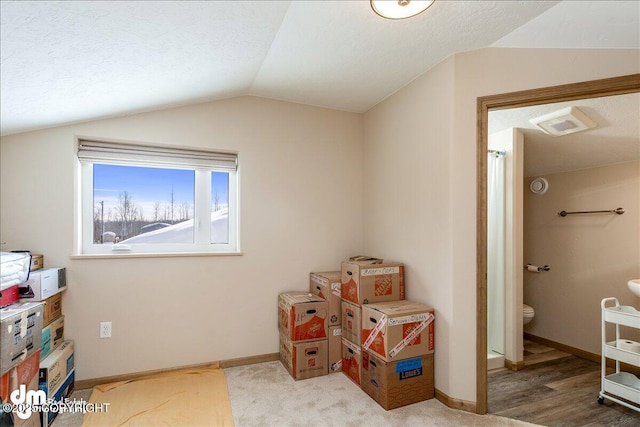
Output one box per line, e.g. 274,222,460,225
488,152,506,356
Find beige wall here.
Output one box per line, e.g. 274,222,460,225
1,46,638,406
363,48,639,403
363,56,456,393
524,161,640,352
0,96,364,380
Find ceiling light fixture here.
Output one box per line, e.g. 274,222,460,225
370,0,435,20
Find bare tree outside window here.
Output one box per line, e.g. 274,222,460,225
213,190,220,211
116,191,141,239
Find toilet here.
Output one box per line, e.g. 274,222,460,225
523,304,535,325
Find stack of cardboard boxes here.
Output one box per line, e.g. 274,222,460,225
360,300,435,410
278,256,436,410
1,253,45,427
278,291,330,380
0,252,34,309
339,257,403,387
0,302,44,427
0,254,74,427
308,272,343,374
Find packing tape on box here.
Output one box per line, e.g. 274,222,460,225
389,313,434,358
342,337,361,354
20,311,28,338
362,314,387,350
331,283,341,298
617,339,640,353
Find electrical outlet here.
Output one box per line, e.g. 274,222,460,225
100,321,112,338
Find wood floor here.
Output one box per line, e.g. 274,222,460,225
488,340,639,426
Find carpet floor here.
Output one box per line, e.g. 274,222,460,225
55,360,539,426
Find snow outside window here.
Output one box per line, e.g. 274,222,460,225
77,139,238,255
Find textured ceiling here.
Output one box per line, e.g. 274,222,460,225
0,1,638,138
489,93,640,177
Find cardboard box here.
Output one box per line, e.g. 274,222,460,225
19,268,66,302
41,369,75,427
30,255,44,272
41,315,64,360
279,333,328,380
341,261,405,305
42,292,62,328
278,292,328,342
341,337,362,386
0,350,41,427
0,302,44,375
39,340,74,396
309,271,342,326
362,351,434,410
348,256,383,264
341,300,361,344
328,325,342,373
0,284,19,308
362,300,434,362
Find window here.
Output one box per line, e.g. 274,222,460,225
77,139,238,255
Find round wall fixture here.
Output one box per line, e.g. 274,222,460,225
530,177,549,194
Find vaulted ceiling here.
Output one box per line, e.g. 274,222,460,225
1,1,638,136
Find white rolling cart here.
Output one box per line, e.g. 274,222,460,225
598,297,640,412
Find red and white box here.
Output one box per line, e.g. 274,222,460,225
0,350,41,427
361,300,434,362
341,337,362,386
278,292,328,342
309,272,342,326
341,261,405,305
0,285,19,308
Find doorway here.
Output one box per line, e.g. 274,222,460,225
475,74,640,415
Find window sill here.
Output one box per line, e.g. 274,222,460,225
70,251,243,260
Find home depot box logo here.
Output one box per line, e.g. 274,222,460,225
279,332,328,381
341,337,362,386
361,301,434,362
340,261,404,305
278,292,328,343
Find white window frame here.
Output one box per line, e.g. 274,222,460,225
76,138,238,256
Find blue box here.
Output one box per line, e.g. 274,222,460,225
41,368,75,427
40,316,64,360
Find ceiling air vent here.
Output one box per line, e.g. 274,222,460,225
529,106,596,137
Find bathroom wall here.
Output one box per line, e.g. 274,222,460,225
523,160,640,354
